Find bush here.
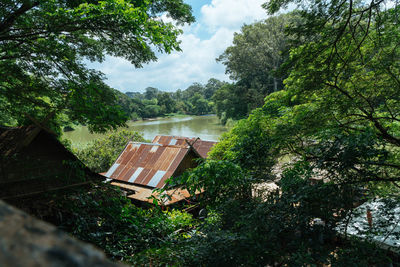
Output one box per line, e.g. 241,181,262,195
55,184,196,264
74,130,145,173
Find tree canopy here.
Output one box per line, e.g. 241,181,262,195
214,12,297,123
145,0,400,265
261,0,400,185
218,13,294,93
121,78,226,118
214,0,400,186
0,0,194,132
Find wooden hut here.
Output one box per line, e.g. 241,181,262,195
0,125,102,200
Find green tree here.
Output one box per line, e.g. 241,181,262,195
181,82,205,101
174,100,189,114
212,83,248,124
129,97,145,120
260,1,400,185
204,78,226,100
214,0,400,189
215,13,296,121
157,92,176,114
142,104,161,118
144,87,160,100
189,93,209,115
74,130,145,173
173,89,183,100
125,92,143,99
147,1,400,266
112,88,137,119
0,0,194,132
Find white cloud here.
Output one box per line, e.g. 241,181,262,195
90,1,269,93
97,27,234,92
201,0,267,31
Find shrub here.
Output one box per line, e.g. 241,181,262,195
74,130,145,173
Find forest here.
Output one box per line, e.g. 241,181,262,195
1,0,400,266
114,78,227,120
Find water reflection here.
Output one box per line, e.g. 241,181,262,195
63,115,228,147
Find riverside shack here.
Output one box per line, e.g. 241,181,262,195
104,136,217,205
0,125,102,201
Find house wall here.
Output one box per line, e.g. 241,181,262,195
173,150,199,178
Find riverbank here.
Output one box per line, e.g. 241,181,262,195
63,115,229,148
141,113,212,120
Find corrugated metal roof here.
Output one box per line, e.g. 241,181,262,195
152,135,217,158
104,142,191,188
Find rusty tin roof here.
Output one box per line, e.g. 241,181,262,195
104,142,192,188
152,135,217,158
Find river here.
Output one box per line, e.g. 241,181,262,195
63,115,229,147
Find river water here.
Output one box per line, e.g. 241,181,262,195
63,115,228,147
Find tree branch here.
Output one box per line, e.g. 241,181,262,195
0,1,39,33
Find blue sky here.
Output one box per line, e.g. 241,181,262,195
90,0,269,93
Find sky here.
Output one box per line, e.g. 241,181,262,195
89,0,270,93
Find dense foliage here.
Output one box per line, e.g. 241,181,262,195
74,130,145,173
137,0,400,265
0,0,194,132
214,13,297,124
120,78,227,119
54,184,195,265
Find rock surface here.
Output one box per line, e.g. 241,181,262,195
0,200,124,267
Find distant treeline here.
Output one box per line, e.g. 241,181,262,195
113,78,228,120
115,13,297,125
112,12,298,125
113,12,297,125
